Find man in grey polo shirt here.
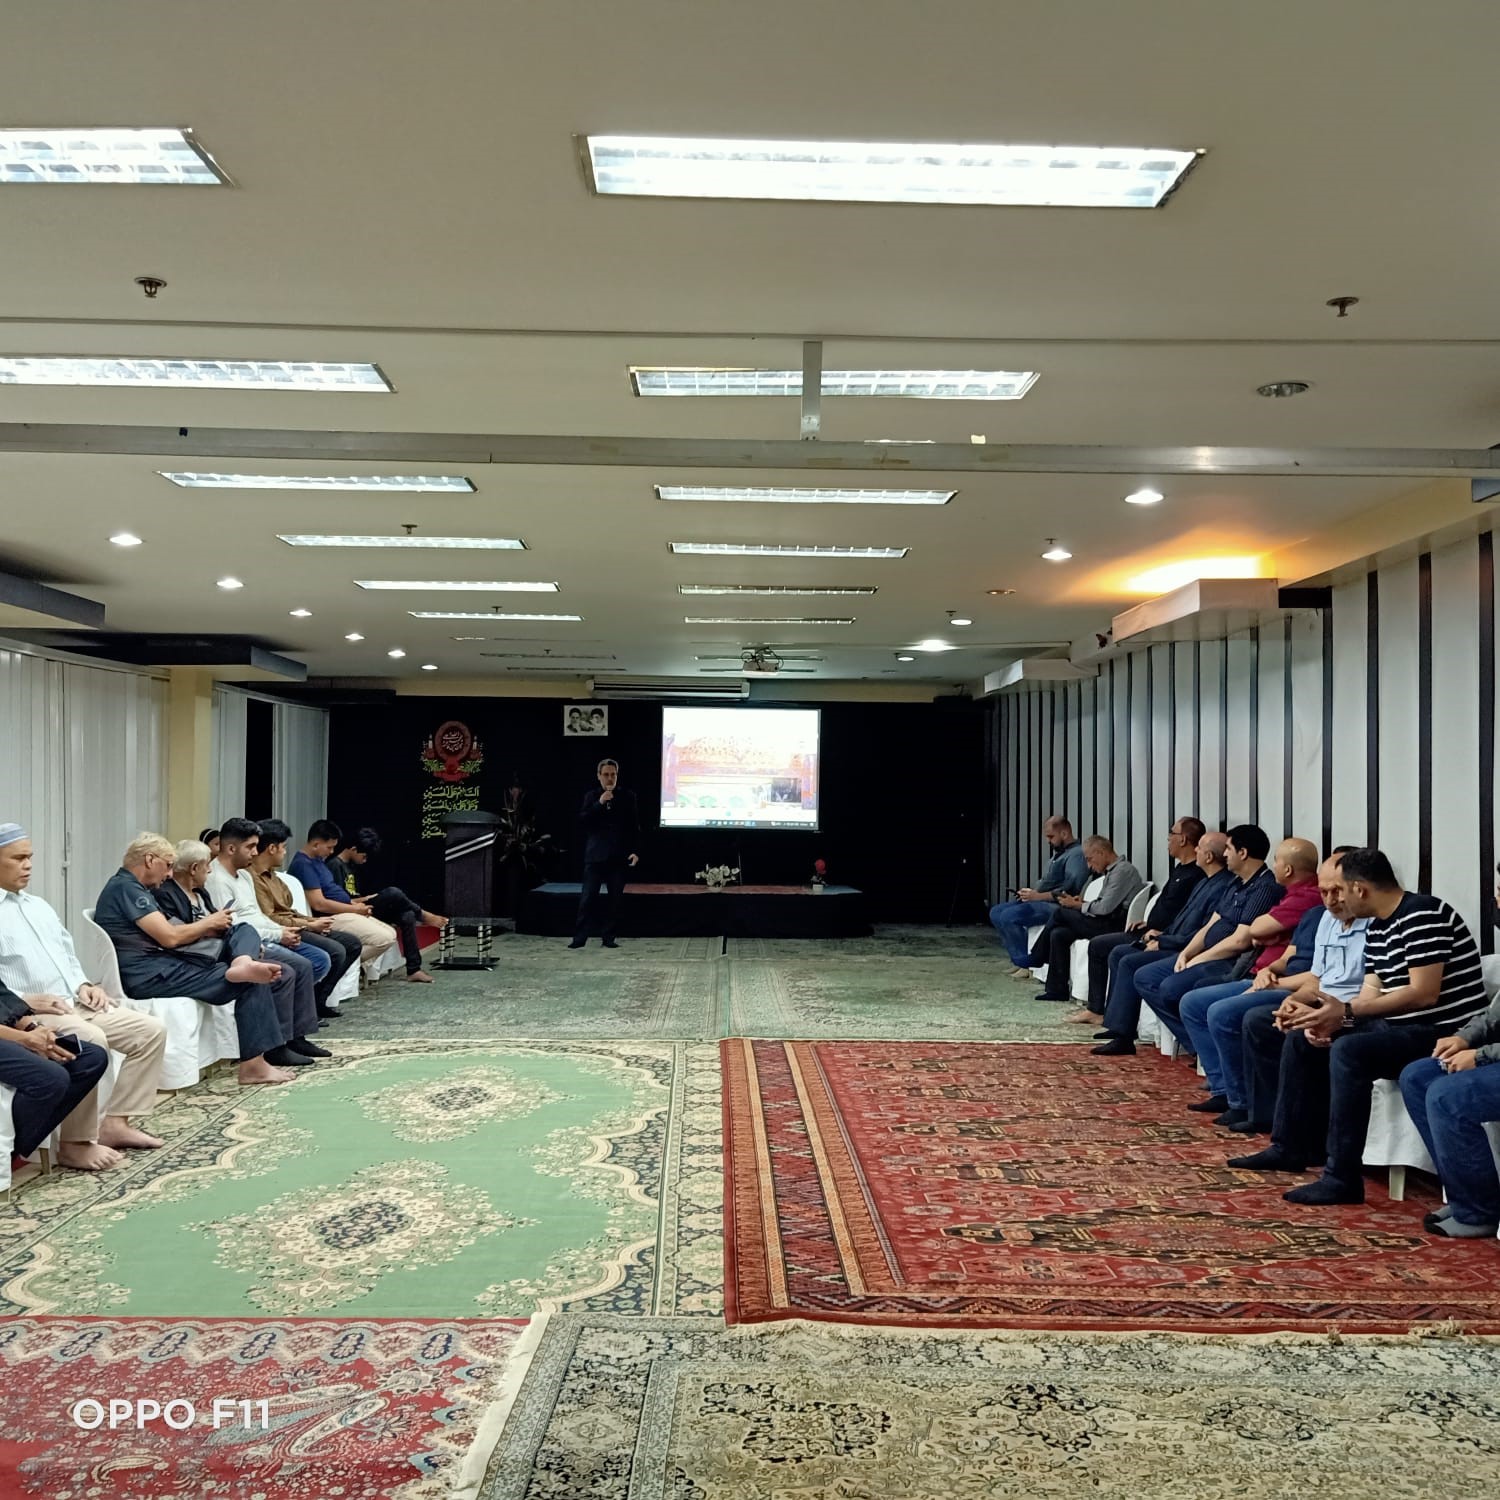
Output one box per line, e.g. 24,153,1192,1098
1033,835,1147,1002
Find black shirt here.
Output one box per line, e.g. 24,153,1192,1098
1145,858,1206,933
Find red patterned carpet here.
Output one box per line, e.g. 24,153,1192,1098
723,1039,1500,1332
0,1317,522,1498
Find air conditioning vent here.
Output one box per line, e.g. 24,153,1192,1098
590,678,748,701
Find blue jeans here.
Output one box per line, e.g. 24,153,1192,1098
1400,1057,1500,1227
1137,958,1237,1049
988,899,1055,969
1181,980,1261,1104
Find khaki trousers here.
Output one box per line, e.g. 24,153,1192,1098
330,913,398,963
53,1006,169,1141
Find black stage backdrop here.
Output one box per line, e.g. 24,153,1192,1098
325,697,983,924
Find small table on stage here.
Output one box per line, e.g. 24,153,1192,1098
517,882,871,939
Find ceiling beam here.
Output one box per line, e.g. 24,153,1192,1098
2,424,1500,480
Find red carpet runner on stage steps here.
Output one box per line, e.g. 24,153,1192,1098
723,1039,1500,1333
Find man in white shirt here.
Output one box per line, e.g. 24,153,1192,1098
0,822,168,1165
204,819,326,1067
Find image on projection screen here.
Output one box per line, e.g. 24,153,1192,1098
660,706,821,830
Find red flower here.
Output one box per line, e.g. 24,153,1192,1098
814,859,827,875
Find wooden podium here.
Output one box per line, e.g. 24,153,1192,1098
436,810,500,970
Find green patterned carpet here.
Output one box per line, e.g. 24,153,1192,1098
475,1315,1500,1500
0,1040,722,1320
339,924,1082,1043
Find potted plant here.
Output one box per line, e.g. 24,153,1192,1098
496,790,554,917
811,858,827,892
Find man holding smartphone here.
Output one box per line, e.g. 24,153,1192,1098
0,974,111,1172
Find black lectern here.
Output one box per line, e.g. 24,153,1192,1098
436,810,500,970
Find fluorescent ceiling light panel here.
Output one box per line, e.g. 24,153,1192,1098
279,535,524,550
586,135,1199,208
163,473,473,492
0,127,227,185
670,542,907,559
352,580,557,592
408,611,583,622
684,616,855,626
657,484,954,505
679,584,877,596
632,367,1036,399
0,358,390,391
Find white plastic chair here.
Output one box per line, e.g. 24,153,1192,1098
279,875,362,1006
1021,876,1106,987
78,910,237,1090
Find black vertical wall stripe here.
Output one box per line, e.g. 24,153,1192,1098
1023,691,1033,881
1124,651,1135,863
1107,657,1117,839
1091,677,1100,834
1218,637,1230,829
1248,628,1260,827
1168,642,1178,825
1417,553,1433,893
1060,684,1070,823
1050,687,1062,822
1192,640,1203,816
1367,571,1381,848
1321,604,1334,857
1144,648,1155,876
1282,616,1295,838
1479,532,1495,955
997,696,1008,896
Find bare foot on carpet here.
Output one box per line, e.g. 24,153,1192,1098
237,1059,296,1085
404,969,434,984
98,1120,165,1150
226,956,283,986
1065,1009,1101,1025
57,1141,124,1171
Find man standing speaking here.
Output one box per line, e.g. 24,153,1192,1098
570,758,640,949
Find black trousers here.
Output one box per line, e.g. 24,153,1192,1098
300,927,362,1000
0,1037,110,1157
369,887,424,974
574,859,628,941
1257,1012,1441,1178
1085,929,1143,1013
1035,907,1128,999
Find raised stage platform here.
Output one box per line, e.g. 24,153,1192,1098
518,882,871,939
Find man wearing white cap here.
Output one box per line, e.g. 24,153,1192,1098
0,823,169,1166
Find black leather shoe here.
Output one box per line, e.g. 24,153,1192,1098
289,1038,331,1058
602,939,620,949
1091,1038,1136,1056
567,939,586,949
1228,1119,1268,1134
265,1045,314,1068
316,1004,342,1020
1093,1031,1115,1041
1214,1109,1248,1128
1188,1095,1229,1114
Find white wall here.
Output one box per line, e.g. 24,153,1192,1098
991,531,1497,948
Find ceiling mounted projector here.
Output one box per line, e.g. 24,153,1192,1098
741,645,783,677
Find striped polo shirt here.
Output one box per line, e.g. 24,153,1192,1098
1361,892,1488,1030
